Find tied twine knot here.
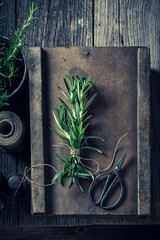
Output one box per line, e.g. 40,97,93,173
70,148,80,156
53,133,127,174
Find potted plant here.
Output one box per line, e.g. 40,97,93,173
0,2,38,107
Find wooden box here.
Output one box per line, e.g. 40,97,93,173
28,47,150,216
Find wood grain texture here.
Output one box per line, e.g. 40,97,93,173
28,48,45,214
137,48,150,215
119,0,160,69
94,0,160,222
0,149,18,227
0,0,160,227
118,0,160,221
94,0,120,46
16,0,93,47
0,0,15,37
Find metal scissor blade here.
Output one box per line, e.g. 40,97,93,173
116,151,128,170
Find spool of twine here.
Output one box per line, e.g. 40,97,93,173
0,111,25,151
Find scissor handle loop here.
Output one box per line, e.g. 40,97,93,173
88,170,123,209
100,171,123,209
88,171,110,205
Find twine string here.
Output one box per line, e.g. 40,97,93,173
11,174,26,205
24,163,58,187
10,163,58,205
79,156,100,174
53,133,127,174
53,143,99,173
10,133,127,203
98,133,127,172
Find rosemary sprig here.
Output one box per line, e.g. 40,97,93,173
0,2,38,107
51,75,103,192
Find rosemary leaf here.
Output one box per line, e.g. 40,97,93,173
51,171,63,184
75,178,84,192
83,136,104,141
58,86,71,104
83,93,97,112
81,146,102,153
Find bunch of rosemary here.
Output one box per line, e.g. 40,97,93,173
51,75,103,192
0,2,38,107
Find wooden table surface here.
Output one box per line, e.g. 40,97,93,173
0,0,160,234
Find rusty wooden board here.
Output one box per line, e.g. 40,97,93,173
28,47,150,216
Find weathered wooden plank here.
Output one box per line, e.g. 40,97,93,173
0,0,18,227
119,0,160,220
94,0,120,46
94,0,160,222
28,47,45,214
0,149,18,227
119,0,160,69
69,0,93,46
16,0,93,47
0,0,15,38
137,48,150,215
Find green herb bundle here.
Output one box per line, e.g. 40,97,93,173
0,2,38,107
51,75,103,192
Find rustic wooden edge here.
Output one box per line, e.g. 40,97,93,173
137,47,150,215
28,47,46,214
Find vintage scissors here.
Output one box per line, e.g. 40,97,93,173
88,151,127,210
